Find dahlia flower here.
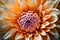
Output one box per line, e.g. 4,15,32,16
0,0,60,40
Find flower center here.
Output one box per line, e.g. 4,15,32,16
17,11,40,32
26,20,30,23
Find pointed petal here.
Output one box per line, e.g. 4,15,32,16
50,9,60,16
41,11,45,17
38,4,42,11
1,20,15,29
25,34,33,40
41,21,50,28
27,0,40,10
43,1,53,10
2,0,14,5
42,15,51,22
34,34,42,40
42,34,50,40
46,24,56,29
15,33,23,40
43,28,50,32
40,30,46,36
43,0,59,13
40,0,47,4
2,0,20,13
17,0,28,11
25,37,30,40
0,14,10,20
47,15,58,23
2,0,19,7
43,0,59,10
3,28,18,40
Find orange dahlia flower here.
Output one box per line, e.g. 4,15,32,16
0,0,60,40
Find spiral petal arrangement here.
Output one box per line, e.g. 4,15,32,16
0,0,60,40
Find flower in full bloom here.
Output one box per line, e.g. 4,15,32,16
0,0,60,40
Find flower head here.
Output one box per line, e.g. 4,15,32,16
0,0,60,40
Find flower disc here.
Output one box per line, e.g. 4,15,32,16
17,11,40,32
